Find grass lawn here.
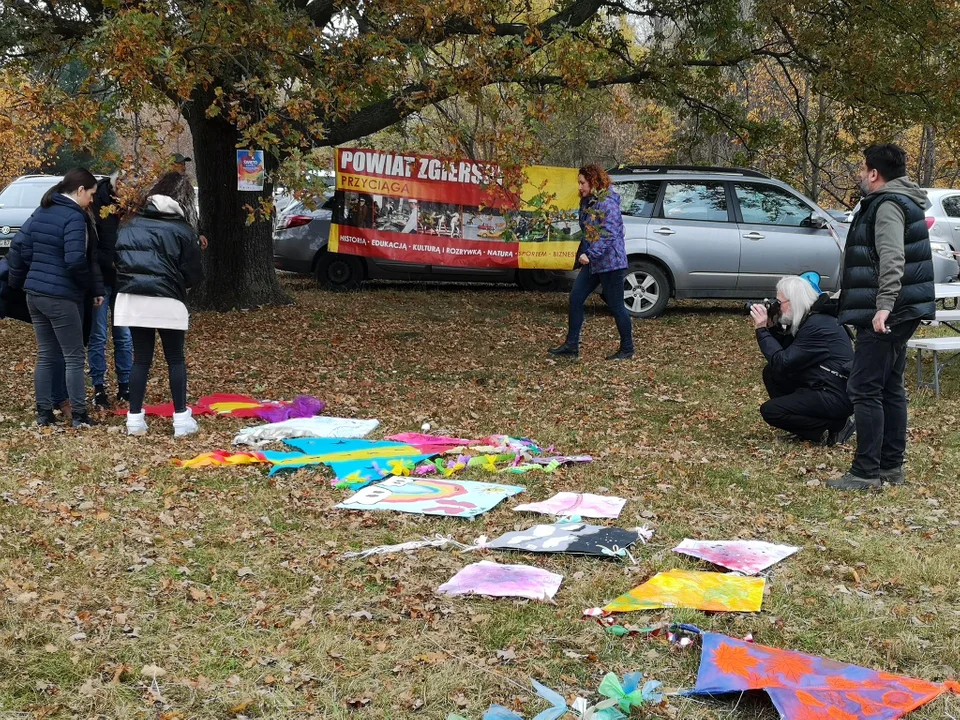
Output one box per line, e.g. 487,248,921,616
2,274,960,719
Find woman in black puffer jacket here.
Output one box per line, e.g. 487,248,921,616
114,172,203,438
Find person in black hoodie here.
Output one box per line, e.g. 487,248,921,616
87,175,133,408
114,171,203,438
6,168,105,427
752,275,855,446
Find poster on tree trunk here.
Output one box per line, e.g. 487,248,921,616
237,149,265,191
328,148,581,269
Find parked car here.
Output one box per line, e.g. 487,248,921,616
0,175,66,255
825,208,851,224
272,195,574,291
603,165,959,318
847,187,960,285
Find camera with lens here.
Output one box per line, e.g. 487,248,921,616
744,298,782,322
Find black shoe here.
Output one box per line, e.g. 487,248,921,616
605,349,634,360
71,412,99,428
826,416,856,446
94,385,111,409
548,344,579,359
826,471,881,490
37,408,57,426
880,466,905,486
117,382,130,402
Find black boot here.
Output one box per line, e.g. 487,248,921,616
71,412,99,428
548,343,579,359
37,408,57,426
117,382,130,402
605,348,634,360
94,384,111,409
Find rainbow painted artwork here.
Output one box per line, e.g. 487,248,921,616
603,569,765,613
335,476,524,518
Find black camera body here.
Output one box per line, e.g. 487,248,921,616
745,298,782,322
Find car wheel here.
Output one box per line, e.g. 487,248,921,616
622,261,670,318
315,251,363,291
517,269,561,292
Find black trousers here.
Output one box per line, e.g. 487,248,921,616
846,321,919,478
760,365,853,441
129,327,188,414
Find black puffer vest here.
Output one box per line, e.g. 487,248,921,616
838,192,935,327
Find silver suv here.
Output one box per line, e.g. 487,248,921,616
608,166,958,318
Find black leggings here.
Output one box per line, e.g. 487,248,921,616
129,327,188,414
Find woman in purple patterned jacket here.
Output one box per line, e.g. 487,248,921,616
549,164,634,360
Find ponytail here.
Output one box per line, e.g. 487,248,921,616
40,168,98,208
40,181,66,209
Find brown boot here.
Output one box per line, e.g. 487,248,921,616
58,400,72,423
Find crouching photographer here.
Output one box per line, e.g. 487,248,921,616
751,275,856,445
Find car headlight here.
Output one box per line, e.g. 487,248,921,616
930,241,955,259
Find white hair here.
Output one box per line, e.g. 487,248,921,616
777,275,820,336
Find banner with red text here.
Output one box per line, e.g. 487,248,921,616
328,148,581,269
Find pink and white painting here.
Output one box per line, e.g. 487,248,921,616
437,561,563,601
672,539,800,575
512,492,626,519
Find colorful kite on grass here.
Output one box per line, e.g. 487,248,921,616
487,523,641,559
687,632,960,720
175,449,305,468
232,416,380,446
603,569,764,613
125,393,325,419
268,438,444,488
673,539,800,575
513,492,626,520
438,561,562,601
337,475,523,518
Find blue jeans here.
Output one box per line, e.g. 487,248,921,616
88,286,132,387
567,268,634,352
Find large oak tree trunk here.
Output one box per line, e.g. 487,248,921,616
182,99,290,310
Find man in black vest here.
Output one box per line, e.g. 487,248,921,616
827,144,935,490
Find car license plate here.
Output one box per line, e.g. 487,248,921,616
0,238,11,248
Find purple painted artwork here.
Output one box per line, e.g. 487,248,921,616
437,561,563,601
673,539,800,575
512,492,625,519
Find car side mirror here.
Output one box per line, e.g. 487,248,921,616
803,214,828,229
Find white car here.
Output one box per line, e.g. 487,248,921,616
847,188,960,283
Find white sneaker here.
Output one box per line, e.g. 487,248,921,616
126,411,148,436
172,408,198,438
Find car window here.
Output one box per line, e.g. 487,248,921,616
661,182,729,222
614,181,660,218
734,183,815,226
0,181,57,209
941,195,960,218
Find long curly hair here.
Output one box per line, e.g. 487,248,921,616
578,164,611,192
144,171,199,230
